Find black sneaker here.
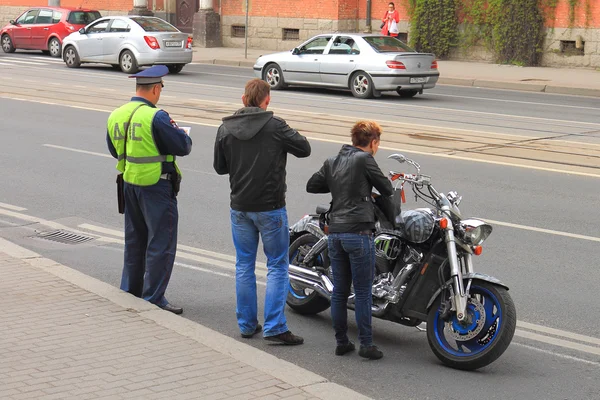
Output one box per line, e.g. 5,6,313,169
335,341,355,356
241,324,262,339
264,331,304,345
359,345,383,360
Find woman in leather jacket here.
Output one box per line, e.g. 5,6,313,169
306,120,393,360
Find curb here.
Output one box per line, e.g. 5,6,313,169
0,237,372,400
192,60,600,98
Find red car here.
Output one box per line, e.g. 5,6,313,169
1,7,101,57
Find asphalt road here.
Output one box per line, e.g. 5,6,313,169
1,53,599,400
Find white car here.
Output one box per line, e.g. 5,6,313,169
254,33,440,98
62,16,192,74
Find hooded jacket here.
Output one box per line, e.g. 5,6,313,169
214,107,311,212
307,144,393,232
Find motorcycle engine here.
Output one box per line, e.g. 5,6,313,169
374,234,403,274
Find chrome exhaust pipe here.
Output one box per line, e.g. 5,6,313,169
288,265,333,300
347,299,390,318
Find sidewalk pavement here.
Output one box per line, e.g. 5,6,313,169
0,238,371,400
192,47,600,98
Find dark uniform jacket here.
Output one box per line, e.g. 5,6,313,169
307,144,393,233
213,107,311,212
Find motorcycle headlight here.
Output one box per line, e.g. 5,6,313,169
460,219,492,245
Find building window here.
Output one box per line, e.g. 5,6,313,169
231,25,245,38
560,40,584,55
283,28,300,41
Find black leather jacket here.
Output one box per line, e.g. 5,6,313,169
307,145,393,232
214,107,311,212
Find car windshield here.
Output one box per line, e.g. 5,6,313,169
67,11,101,25
363,36,416,53
130,17,178,32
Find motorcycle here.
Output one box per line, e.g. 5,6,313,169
287,153,516,370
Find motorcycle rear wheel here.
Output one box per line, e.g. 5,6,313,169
426,281,516,370
286,233,331,315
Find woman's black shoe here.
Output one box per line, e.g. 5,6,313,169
359,345,383,360
335,341,355,356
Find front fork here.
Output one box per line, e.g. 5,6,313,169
443,223,472,322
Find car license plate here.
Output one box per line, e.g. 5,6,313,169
410,77,429,84
165,41,182,47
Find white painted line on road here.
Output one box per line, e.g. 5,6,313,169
43,144,219,176
512,342,600,367
174,261,267,286
518,321,600,346
79,223,265,269
485,219,600,243
1,59,47,65
74,85,87,89
0,202,27,212
428,92,600,112
310,136,600,179
44,144,113,158
515,329,600,356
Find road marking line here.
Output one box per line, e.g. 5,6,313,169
485,219,600,243
515,329,600,356
1,59,47,65
512,342,600,367
79,223,267,269
4,97,598,179
44,144,113,158
518,321,600,346
0,202,27,211
43,145,219,176
310,136,600,179
428,92,600,112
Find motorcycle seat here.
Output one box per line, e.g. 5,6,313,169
316,204,330,214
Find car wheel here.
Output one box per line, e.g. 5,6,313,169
396,89,419,98
120,50,139,74
263,63,287,90
350,71,374,99
168,64,184,74
1,34,15,53
63,46,81,68
48,38,61,58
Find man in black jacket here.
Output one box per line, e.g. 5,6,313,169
214,79,311,345
307,120,393,359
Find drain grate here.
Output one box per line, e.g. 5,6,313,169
34,230,94,245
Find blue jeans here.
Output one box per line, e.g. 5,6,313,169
328,232,375,347
121,179,178,307
230,207,290,337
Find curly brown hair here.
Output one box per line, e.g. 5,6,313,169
351,120,382,147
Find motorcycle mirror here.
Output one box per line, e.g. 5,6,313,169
388,153,406,163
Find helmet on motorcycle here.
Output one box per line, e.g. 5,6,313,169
395,209,435,243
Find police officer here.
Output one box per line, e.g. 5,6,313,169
106,65,192,314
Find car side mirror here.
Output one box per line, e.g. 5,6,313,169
292,48,300,55
78,28,86,34
10,20,16,25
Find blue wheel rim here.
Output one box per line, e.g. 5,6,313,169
433,286,502,357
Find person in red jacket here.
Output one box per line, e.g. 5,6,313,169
381,2,400,37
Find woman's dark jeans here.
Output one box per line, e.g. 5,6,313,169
328,232,375,347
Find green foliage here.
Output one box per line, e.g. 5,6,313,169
410,0,459,58
487,0,545,65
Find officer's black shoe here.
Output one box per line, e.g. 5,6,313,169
359,345,383,360
160,303,183,315
335,341,355,356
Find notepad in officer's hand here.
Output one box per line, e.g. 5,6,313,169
181,127,191,135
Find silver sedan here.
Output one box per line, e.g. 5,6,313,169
254,33,440,99
62,16,192,74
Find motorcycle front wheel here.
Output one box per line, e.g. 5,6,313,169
286,233,331,315
426,280,516,370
